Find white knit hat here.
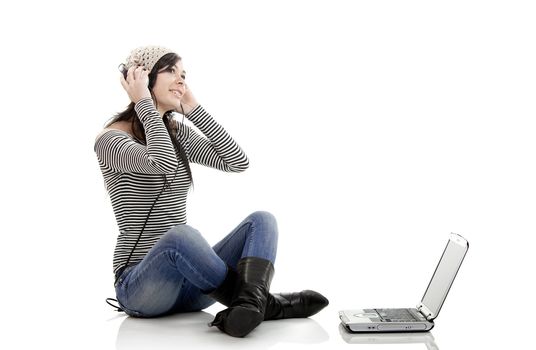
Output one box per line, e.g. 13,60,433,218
124,45,173,72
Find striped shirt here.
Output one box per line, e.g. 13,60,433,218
94,98,249,275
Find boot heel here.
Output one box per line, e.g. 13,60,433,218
222,307,263,337
209,257,275,337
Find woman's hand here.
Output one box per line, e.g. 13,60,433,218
177,84,199,115
120,66,151,104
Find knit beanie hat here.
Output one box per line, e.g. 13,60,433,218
124,45,173,72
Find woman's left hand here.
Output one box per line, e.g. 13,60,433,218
178,84,199,115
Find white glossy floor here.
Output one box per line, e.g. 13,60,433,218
8,244,533,350
19,280,535,350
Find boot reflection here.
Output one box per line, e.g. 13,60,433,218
116,311,329,350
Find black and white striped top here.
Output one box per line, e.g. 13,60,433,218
94,98,249,275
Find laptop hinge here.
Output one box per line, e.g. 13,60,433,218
417,303,435,321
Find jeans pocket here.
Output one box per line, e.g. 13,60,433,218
115,264,136,288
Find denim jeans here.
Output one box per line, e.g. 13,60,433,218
114,211,278,317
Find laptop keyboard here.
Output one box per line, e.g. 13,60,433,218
368,308,420,322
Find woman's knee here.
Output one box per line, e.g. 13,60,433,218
164,224,205,247
248,211,278,230
248,211,279,243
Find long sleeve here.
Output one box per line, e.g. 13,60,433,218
94,98,178,174
183,105,249,172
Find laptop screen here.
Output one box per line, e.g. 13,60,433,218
420,233,469,320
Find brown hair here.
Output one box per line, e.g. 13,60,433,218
106,52,193,184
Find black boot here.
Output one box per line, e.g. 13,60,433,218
209,257,274,337
207,265,329,321
263,290,329,320
207,265,238,307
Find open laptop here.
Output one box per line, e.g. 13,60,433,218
339,233,468,333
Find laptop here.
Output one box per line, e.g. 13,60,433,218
339,233,468,333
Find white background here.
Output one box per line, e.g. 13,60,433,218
1,0,535,349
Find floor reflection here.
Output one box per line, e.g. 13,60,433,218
116,311,330,350
338,323,439,350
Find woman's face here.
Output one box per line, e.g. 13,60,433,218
152,60,186,114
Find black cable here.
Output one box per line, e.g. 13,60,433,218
108,170,177,311
113,168,178,285
106,298,123,312
107,103,186,310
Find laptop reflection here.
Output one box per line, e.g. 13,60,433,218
339,323,439,350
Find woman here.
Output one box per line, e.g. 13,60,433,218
94,46,328,337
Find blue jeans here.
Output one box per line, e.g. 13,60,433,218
114,211,278,317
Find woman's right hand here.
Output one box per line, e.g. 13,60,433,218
119,66,151,103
